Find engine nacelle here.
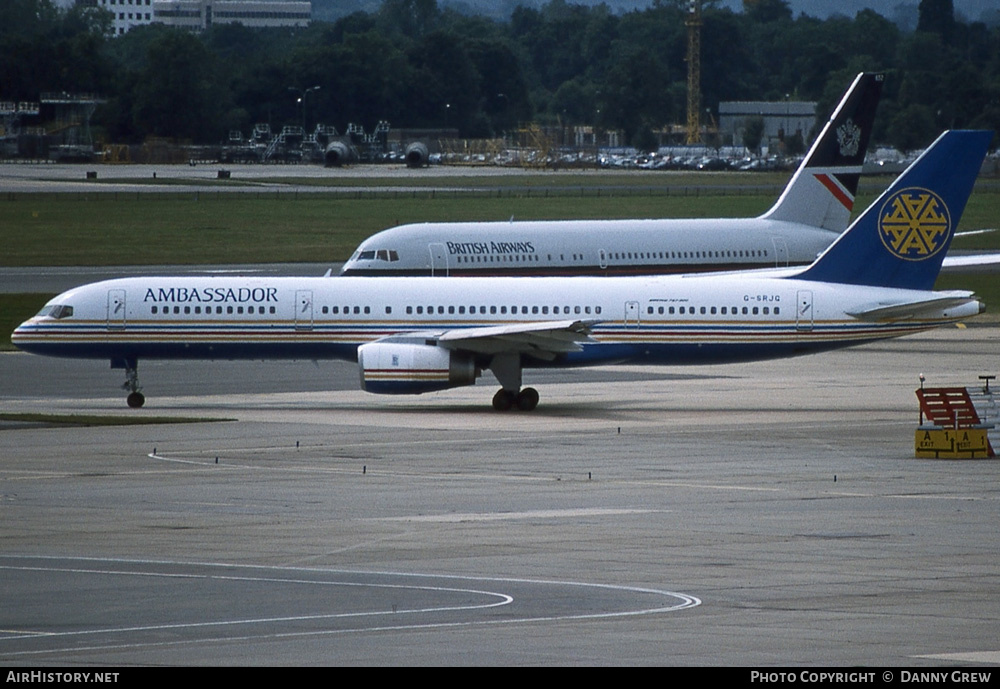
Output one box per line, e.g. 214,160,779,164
324,140,357,167
404,141,429,168
358,342,478,394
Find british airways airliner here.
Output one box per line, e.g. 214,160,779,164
12,130,991,411
340,73,883,277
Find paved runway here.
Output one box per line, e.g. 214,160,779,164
2,325,999,666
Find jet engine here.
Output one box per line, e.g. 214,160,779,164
324,140,357,167
404,141,429,168
358,341,479,394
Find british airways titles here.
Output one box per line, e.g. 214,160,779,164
446,241,536,256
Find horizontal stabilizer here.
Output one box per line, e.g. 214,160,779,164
847,293,981,322
942,252,1000,273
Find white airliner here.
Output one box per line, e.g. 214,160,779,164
340,73,884,277
12,130,991,411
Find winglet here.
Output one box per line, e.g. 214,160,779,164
796,130,993,290
761,72,883,231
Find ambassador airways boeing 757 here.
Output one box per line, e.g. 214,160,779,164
340,73,883,277
13,131,992,411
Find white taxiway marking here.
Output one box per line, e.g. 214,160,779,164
0,556,700,657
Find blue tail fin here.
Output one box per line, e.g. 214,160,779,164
796,130,992,290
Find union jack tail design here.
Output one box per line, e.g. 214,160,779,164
762,72,883,231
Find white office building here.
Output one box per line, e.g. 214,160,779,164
85,0,311,35
719,100,817,149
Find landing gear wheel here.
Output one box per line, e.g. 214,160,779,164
492,389,516,411
516,387,539,411
126,392,145,409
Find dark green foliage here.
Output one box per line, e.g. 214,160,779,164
2,0,998,149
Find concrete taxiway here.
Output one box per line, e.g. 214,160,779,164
1,325,999,666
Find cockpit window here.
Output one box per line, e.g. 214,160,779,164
36,304,74,319
356,249,398,262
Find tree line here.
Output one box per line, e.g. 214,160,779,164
2,0,998,152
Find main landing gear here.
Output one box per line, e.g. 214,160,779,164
488,352,538,411
116,358,145,408
492,387,539,412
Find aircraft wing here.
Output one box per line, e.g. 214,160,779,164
435,319,599,361
847,293,981,322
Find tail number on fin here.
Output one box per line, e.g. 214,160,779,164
879,188,951,260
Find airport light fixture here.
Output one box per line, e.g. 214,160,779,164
289,85,321,132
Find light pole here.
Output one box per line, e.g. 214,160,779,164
289,85,320,132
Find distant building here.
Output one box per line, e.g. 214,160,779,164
82,0,311,35
718,100,817,151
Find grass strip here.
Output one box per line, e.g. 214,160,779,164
0,412,232,428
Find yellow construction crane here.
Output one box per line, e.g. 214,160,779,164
685,0,702,145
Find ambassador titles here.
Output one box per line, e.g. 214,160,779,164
143,286,278,305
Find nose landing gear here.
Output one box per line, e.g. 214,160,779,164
117,358,145,408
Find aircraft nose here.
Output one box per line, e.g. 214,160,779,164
11,321,27,345
11,319,36,351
